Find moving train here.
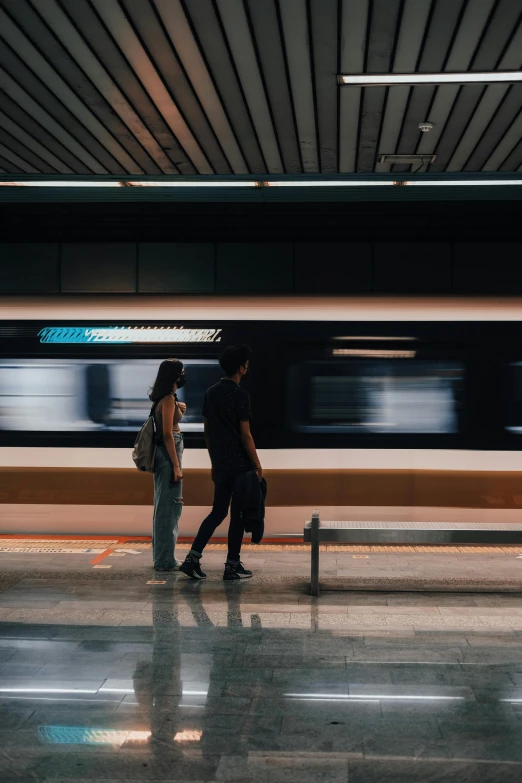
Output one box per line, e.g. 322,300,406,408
2,296,522,537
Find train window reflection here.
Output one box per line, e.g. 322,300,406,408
288,360,464,434
0,359,220,432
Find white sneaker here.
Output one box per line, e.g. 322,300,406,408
173,558,183,570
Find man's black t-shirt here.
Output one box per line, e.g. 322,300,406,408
202,379,253,481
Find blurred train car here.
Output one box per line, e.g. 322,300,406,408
2,296,522,537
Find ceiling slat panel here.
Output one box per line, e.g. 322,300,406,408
0,90,91,173
183,0,265,173
247,0,301,173
216,0,282,173
0,127,56,172
394,0,465,171
0,7,135,173
122,0,230,174
484,110,522,170
0,110,72,172
445,17,522,170
153,0,248,174
339,0,368,173
377,0,432,172
500,136,522,171
26,0,167,174
0,0,518,177
91,0,207,174
0,154,24,173
1,0,145,174
31,0,176,175
416,0,496,164
0,64,111,173
279,0,319,172
0,141,39,172
310,0,337,173
449,85,516,170
358,0,401,172
59,0,179,173
433,3,522,172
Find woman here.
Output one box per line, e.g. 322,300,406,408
149,358,187,571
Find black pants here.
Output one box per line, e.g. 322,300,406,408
191,476,244,562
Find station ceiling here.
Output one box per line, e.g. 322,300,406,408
0,0,521,178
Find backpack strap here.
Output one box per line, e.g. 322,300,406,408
150,400,159,439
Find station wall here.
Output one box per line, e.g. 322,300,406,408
1,240,521,295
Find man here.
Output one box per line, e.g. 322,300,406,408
180,345,263,581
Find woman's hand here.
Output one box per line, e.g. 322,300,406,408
172,466,183,484
177,402,187,414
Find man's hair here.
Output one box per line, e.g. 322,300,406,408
219,344,251,376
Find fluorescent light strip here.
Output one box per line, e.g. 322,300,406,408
263,180,393,187
99,688,134,694
127,180,257,187
0,688,97,694
284,693,464,701
1,178,521,188
0,180,121,187
405,180,522,186
339,71,522,86
0,696,117,703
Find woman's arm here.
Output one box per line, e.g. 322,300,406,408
161,396,182,482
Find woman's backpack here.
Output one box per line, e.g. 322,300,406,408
132,402,159,472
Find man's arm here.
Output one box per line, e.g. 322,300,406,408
239,420,262,481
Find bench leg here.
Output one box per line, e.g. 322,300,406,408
310,511,320,597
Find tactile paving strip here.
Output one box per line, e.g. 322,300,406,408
0,539,118,553
0,539,519,555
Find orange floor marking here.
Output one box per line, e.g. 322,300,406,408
89,538,129,566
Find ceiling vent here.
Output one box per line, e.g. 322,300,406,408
379,154,436,170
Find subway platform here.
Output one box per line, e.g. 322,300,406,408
0,541,521,780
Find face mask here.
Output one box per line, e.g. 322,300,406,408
177,375,186,389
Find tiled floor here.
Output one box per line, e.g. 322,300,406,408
0,545,522,780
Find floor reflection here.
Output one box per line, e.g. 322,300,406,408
1,577,522,780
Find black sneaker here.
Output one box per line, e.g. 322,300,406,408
223,562,253,580
180,556,207,580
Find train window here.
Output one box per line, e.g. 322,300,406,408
0,359,220,433
287,359,464,434
506,363,522,433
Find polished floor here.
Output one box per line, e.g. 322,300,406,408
1,545,522,781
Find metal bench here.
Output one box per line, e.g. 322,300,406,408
303,512,522,596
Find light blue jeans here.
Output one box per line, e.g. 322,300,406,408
152,434,183,569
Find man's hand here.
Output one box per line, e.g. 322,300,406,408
255,465,263,482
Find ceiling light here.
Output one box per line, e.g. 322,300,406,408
0,180,121,187
284,693,464,701
403,180,522,186
1,178,521,188
339,71,522,86
0,687,97,693
127,180,257,187
264,180,393,187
